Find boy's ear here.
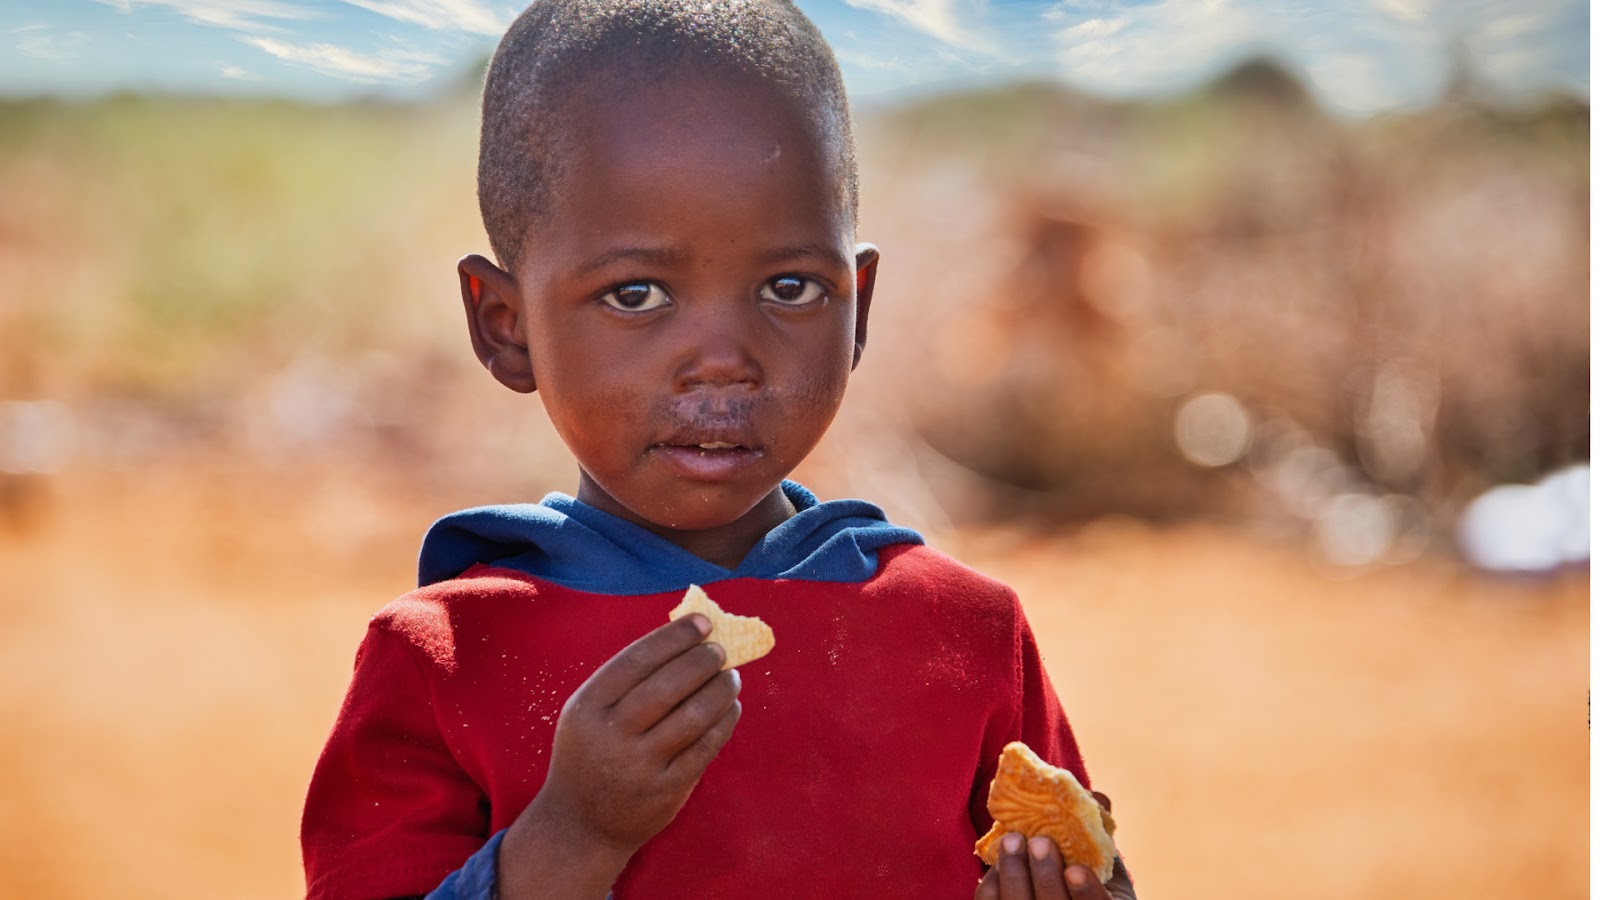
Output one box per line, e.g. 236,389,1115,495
852,242,879,371
458,254,536,393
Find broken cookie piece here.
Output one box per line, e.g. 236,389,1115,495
974,741,1117,883
668,584,775,670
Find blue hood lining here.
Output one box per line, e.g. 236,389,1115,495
417,481,924,595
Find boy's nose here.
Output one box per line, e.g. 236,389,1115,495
673,308,764,391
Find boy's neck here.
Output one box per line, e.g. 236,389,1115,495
574,475,799,571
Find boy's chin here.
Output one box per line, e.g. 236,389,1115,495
641,485,787,533
579,473,790,535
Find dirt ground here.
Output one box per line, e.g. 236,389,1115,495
0,466,1586,898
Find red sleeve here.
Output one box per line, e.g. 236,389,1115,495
969,592,1091,836
301,622,489,900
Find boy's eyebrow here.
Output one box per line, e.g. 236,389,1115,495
575,246,690,277
759,243,851,270
575,243,853,276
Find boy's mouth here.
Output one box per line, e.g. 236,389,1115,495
647,431,765,481
650,422,761,453
648,440,760,454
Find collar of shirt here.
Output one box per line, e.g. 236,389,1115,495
416,480,924,595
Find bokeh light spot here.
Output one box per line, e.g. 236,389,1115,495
1174,391,1251,467
1457,465,1589,573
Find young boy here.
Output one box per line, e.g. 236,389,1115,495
301,1,1134,898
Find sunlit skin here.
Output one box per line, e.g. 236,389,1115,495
454,67,1128,900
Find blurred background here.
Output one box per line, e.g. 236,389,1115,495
0,0,1588,898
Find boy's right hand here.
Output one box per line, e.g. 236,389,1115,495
497,614,742,900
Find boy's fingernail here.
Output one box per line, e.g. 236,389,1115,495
1028,837,1050,860
690,614,712,637
1066,866,1089,887
1002,833,1023,855
729,667,741,690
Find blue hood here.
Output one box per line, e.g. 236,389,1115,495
417,481,924,595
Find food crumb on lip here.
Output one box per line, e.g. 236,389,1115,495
651,442,758,452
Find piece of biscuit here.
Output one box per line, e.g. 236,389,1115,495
974,741,1117,883
667,584,775,670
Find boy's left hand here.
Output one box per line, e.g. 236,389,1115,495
974,834,1136,900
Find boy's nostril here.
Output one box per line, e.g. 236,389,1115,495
679,357,764,390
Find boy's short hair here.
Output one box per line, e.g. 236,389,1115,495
478,0,859,272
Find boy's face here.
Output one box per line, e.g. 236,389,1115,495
463,69,875,551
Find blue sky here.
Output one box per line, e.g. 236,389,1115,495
1,0,1589,115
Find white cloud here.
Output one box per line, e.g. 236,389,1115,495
1445,0,1587,99
244,36,445,83
1477,10,1550,42
1041,0,1586,115
94,0,315,32
220,64,256,79
1305,53,1403,114
1052,0,1268,92
336,0,512,36
1371,0,1436,25
1042,0,1117,17
1057,16,1129,41
17,30,89,62
1471,13,1570,90
842,0,998,54
836,47,918,73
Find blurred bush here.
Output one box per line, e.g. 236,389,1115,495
849,59,1587,564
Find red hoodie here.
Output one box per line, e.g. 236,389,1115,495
302,487,1089,899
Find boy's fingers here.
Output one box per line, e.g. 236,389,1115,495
974,868,1001,900
650,668,742,761
1064,865,1111,900
1026,837,1070,900
1091,791,1111,812
1105,857,1136,900
613,641,725,732
996,832,1035,899
583,616,712,707
664,696,741,780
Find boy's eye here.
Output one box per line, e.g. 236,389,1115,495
759,275,826,306
600,282,671,312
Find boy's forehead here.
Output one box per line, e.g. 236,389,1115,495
475,1,858,272
535,67,851,214
502,73,855,283
559,65,836,148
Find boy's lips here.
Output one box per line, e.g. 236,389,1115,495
647,427,766,481
646,443,766,481
651,421,762,451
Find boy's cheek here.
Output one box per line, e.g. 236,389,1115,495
544,386,642,453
